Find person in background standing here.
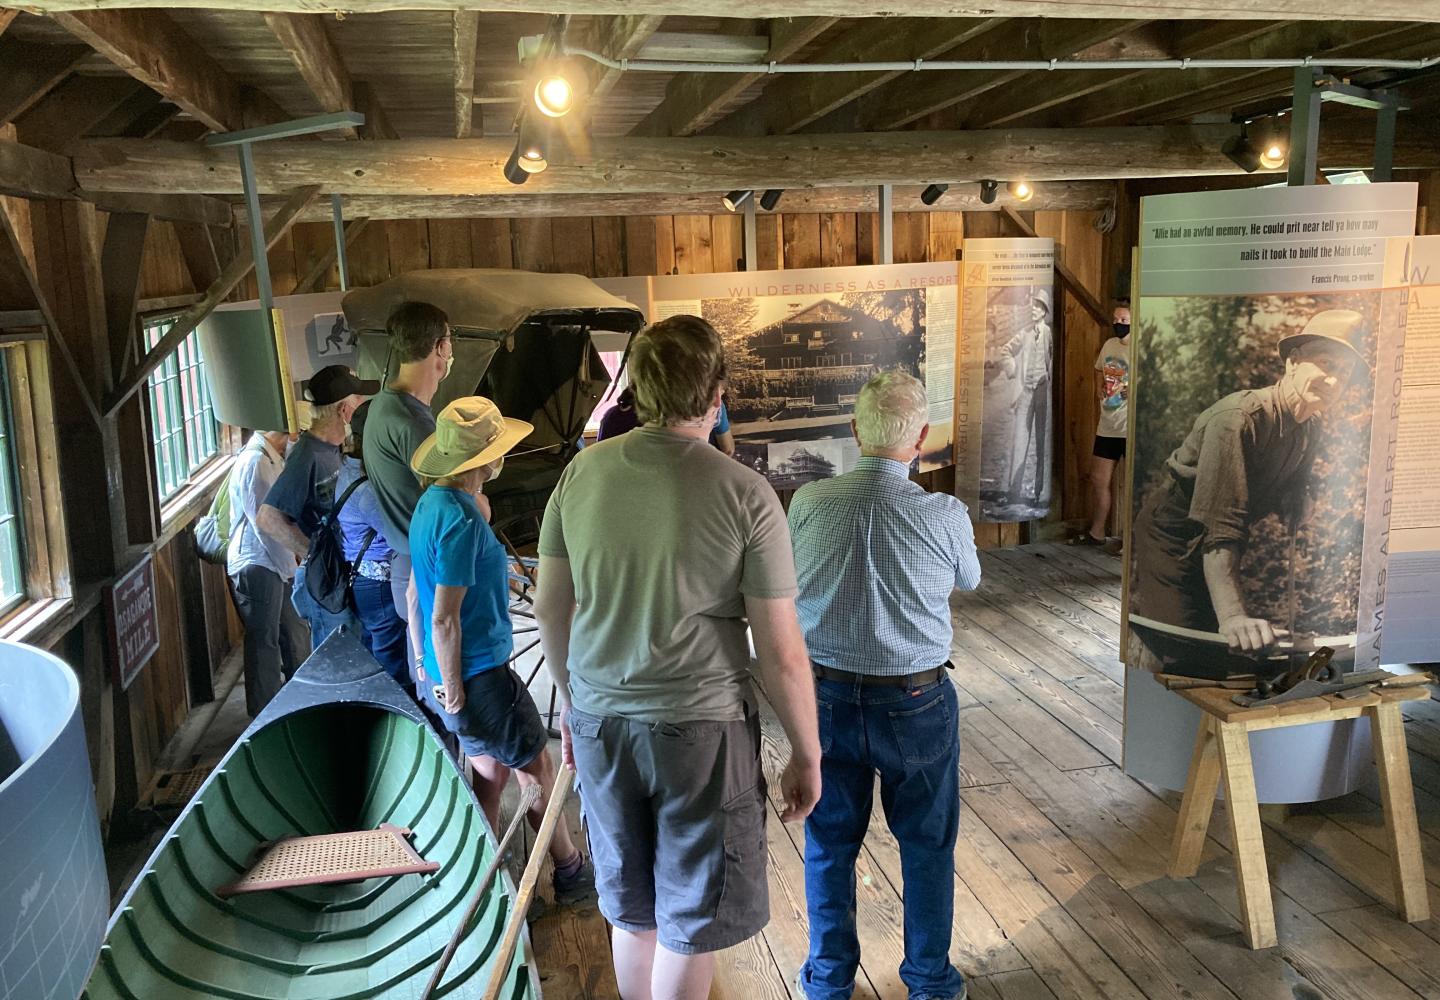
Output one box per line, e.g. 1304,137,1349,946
227,427,307,716
710,396,736,457
259,364,378,644
338,401,410,694
1078,302,1131,550
788,370,980,1000
596,386,640,440
364,301,454,622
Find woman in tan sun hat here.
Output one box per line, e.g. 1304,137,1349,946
406,396,591,900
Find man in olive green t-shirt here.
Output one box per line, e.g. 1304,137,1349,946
534,316,820,1000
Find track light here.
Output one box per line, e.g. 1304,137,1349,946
723,190,753,212
920,184,949,206
1222,123,1285,173
979,179,998,205
533,74,575,118
760,189,783,211
516,120,548,174
503,145,530,185
1008,180,1034,202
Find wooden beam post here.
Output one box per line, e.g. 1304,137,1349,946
294,216,370,293
264,13,357,136
1001,206,1108,327
453,11,480,139
105,183,321,418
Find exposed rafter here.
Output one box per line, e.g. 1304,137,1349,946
571,15,666,104
0,38,89,126
51,10,246,132
710,17,1002,135
12,2,1440,23
631,16,837,138
70,124,1440,198
850,18,1150,131
14,75,146,150
264,13,357,136
354,81,398,139
453,10,480,138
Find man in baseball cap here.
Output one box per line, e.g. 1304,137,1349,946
1128,308,1368,677
259,365,379,645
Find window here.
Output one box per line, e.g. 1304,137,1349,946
0,353,25,611
143,316,220,501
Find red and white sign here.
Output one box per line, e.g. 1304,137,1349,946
106,554,160,690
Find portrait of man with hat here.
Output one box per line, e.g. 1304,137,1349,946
1128,307,1369,677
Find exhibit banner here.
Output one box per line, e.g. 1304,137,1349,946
1125,182,1417,680
597,262,958,489
955,237,1056,521
1379,234,1440,663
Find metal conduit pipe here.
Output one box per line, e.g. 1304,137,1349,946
561,46,1440,75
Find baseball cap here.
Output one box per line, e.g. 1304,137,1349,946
304,365,380,406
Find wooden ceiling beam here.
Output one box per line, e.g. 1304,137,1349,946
851,18,1150,130
264,13,357,137
14,75,147,150
571,15,666,105
1055,20,1422,126
711,17,1002,136
453,10,480,138
0,39,90,126
12,2,1440,21
71,124,1440,197
354,81,398,139
51,10,246,133
959,20,1279,128
255,182,1118,222
87,87,169,139
630,16,836,138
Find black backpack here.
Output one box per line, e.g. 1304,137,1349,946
303,475,377,614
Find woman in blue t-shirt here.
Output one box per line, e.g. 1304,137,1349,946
407,396,590,899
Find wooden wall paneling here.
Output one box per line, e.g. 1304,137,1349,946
672,214,713,275
512,217,554,273
171,528,215,706
386,218,430,276
289,220,338,291
654,217,677,275
710,213,742,273
428,217,472,269
892,212,929,263
347,217,392,287
782,213,822,270
622,216,658,276
927,210,964,264
756,214,782,271
1418,171,1439,235
550,217,596,276
138,221,197,300
820,212,857,268
263,227,298,296
469,218,513,269
856,212,879,266
592,216,625,277
75,610,117,832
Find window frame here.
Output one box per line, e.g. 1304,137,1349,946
140,311,226,516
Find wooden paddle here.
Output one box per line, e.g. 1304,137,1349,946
480,766,575,1000
420,782,542,1000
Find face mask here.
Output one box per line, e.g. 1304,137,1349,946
443,353,455,380
485,457,504,482
1113,323,1130,337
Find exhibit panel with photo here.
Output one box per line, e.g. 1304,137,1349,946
598,263,959,490
955,238,1056,521
1124,183,1416,682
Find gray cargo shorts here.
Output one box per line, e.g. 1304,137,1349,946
567,705,769,955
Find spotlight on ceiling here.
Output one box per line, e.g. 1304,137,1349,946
723,190,754,212
533,74,575,118
1008,180,1034,202
516,122,548,174
503,145,530,185
920,183,949,206
1222,124,1285,173
759,189,784,211
979,179,999,205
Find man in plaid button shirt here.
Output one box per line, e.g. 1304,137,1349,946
789,370,981,1000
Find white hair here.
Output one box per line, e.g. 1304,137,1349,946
854,369,927,451
308,400,344,426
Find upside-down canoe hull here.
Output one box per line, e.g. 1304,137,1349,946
83,628,542,1000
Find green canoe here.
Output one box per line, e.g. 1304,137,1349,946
83,629,542,999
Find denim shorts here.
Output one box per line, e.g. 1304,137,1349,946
567,706,769,954
421,666,548,768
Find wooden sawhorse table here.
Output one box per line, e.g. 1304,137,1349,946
1167,680,1431,949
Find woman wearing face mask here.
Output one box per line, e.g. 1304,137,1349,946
406,397,592,901
1078,301,1131,548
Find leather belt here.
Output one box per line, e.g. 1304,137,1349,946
812,662,950,688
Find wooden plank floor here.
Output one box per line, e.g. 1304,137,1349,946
519,542,1440,1000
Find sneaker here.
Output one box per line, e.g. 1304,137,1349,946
913,989,968,1000
551,855,595,905
1071,532,1106,547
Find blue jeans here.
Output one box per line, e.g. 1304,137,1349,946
291,563,359,649
352,575,411,695
799,675,964,1000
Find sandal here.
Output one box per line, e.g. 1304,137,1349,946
1071,533,1106,546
